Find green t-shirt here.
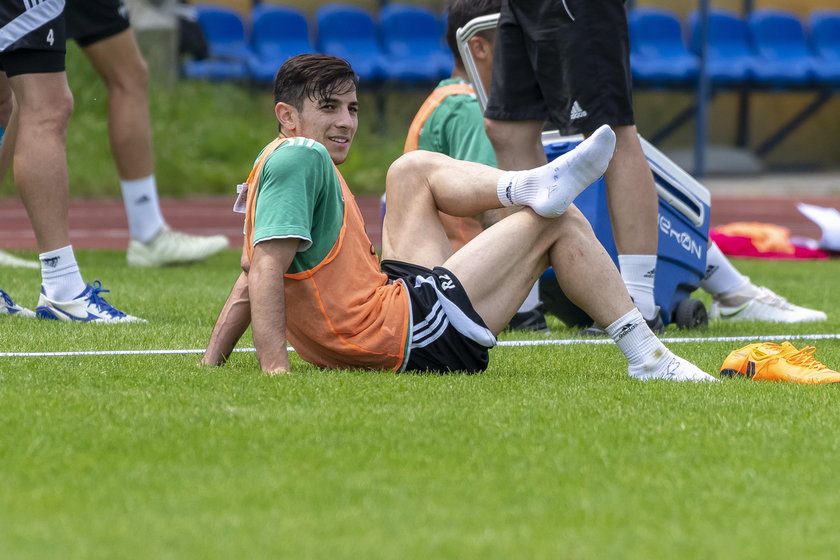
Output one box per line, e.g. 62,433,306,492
417,78,497,167
253,137,344,274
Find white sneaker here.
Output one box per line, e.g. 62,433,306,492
0,250,39,269
629,353,719,382
1,289,36,317
710,286,827,323
35,281,145,323
127,227,228,267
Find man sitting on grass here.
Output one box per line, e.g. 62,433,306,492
411,0,826,326
200,54,715,382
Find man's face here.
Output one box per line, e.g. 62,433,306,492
291,85,359,165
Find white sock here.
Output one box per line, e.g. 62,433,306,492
606,308,664,367
517,281,541,313
496,124,616,217
606,308,716,382
618,254,657,320
700,241,754,300
40,245,87,302
121,175,166,243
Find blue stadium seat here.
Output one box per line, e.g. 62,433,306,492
748,9,817,86
316,3,389,82
182,4,249,81
628,7,699,85
809,10,840,85
182,58,249,81
248,4,317,83
689,9,756,85
379,3,450,82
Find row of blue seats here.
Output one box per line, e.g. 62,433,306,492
183,2,453,83
184,3,840,89
631,7,840,87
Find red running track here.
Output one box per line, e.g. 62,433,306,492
0,195,837,251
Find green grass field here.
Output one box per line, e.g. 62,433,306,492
2,252,840,559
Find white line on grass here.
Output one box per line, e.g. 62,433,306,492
2,333,840,358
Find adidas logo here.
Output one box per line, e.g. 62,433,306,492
570,100,588,120
644,268,656,279
41,256,60,268
613,321,637,341
703,264,719,281
135,195,151,204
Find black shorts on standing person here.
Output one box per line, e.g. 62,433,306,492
0,0,66,76
65,0,130,46
485,0,635,136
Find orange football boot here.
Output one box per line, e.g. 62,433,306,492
720,341,840,384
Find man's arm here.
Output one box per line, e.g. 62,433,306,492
201,270,253,367
249,238,299,374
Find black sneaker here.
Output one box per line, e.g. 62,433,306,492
506,308,549,333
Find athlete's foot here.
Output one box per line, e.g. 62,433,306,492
497,125,616,218
710,284,827,323
127,226,229,267
629,348,718,382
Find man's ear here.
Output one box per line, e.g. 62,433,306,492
275,102,298,134
468,36,491,62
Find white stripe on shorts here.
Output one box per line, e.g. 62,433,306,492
0,0,64,52
413,275,496,349
411,300,449,349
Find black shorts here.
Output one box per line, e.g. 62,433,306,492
485,0,635,135
381,260,495,374
0,0,66,76
66,0,130,47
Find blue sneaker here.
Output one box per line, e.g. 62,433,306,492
0,289,36,317
35,281,145,323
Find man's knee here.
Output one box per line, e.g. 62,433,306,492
483,117,507,149
108,57,149,95
548,206,596,246
386,151,434,193
19,87,73,133
89,40,150,94
483,118,542,150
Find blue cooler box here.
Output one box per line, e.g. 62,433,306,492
540,134,711,328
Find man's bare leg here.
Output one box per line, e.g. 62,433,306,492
0,71,13,182
0,71,37,270
384,125,617,267
383,144,716,382
10,72,74,253
83,29,228,265
603,125,658,320
83,29,153,181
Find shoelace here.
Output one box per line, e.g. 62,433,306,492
87,281,127,318
755,287,795,310
1,290,15,308
784,345,827,371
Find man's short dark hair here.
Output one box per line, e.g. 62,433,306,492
273,54,359,130
445,0,501,67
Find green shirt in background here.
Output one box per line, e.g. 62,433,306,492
417,78,498,167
